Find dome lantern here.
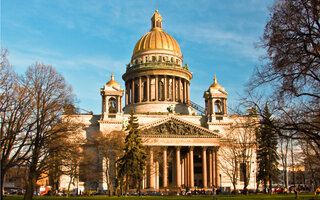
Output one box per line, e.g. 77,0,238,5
151,10,162,30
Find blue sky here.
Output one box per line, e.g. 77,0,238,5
1,0,274,114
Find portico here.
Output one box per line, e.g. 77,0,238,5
144,145,220,189
140,116,221,189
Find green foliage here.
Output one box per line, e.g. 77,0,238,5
256,105,280,191
116,111,147,193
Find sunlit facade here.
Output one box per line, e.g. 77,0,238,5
61,10,258,193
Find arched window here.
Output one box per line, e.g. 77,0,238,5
142,80,147,101
158,77,164,101
108,97,117,113
167,77,173,101
134,82,139,103
215,100,222,114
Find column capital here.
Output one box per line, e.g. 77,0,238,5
202,146,208,151
176,146,181,150
213,146,220,152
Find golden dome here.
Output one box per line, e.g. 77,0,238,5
132,10,181,56
106,73,120,87
210,74,223,89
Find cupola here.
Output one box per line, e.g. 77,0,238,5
203,75,228,121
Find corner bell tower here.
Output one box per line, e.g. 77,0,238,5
100,73,124,118
203,75,228,122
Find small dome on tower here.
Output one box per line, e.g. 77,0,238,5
210,74,224,89
106,73,120,87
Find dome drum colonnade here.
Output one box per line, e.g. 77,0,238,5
122,10,193,115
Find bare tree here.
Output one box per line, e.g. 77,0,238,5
278,133,290,189
249,0,320,161
0,49,34,198
48,120,84,196
228,113,259,193
20,63,76,200
221,113,258,194
91,130,126,196
300,139,320,189
219,142,239,193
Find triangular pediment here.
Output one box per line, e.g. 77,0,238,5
139,116,220,138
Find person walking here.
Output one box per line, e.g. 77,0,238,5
212,185,216,200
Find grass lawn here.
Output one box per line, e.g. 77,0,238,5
3,194,318,200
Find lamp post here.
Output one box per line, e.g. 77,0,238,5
219,174,222,191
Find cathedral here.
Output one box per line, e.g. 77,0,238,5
61,10,258,193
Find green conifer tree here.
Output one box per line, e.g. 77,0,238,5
116,111,146,196
257,105,280,194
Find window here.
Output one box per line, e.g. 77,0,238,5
240,162,249,182
215,100,222,114
134,82,139,103
158,77,164,101
142,80,147,101
108,97,117,113
205,100,208,115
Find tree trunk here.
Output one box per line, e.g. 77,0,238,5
291,139,296,186
105,157,113,197
50,161,59,196
269,174,272,195
1,172,4,199
232,182,237,195
66,174,74,198
24,175,36,200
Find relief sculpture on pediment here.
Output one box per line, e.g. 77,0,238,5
142,120,205,136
